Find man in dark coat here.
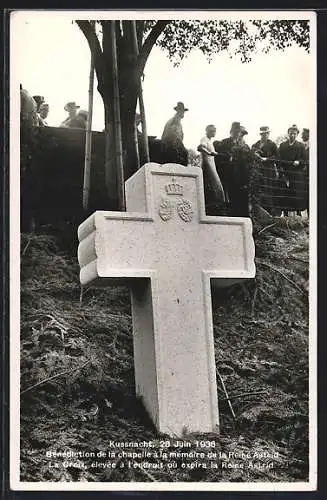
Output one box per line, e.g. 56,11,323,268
278,124,307,216
214,121,240,204
251,126,280,215
215,122,252,217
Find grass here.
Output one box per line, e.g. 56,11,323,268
19,216,309,483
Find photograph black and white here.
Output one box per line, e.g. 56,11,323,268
10,10,316,491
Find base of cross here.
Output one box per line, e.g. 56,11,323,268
78,163,256,437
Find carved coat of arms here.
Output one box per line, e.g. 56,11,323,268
176,199,194,222
158,198,173,221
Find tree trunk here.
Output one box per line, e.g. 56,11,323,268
102,70,138,206
83,28,95,212
116,21,140,181
103,101,118,210
120,98,138,180
78,20,168,209
110,20,126,212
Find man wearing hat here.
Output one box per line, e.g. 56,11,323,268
252,126,278,161
214,122,242,203
215,122,252,216
278,125,307,216
251,126,279,215
161,102,189,166
60,101,81,128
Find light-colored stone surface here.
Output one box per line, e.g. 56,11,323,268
78,163,255,436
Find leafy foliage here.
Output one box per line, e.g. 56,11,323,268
83,19,310,68
146,19,310,65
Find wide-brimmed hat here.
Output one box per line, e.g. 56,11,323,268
302,128,309,134
288,124,299,134
260,126,270,134
230,121,241,133
33,95,45,105
174,102,189,112
64,101,80,112
240,126,248,136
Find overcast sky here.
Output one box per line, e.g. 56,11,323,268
12,11,315,148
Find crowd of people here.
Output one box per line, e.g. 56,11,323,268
20,85,310,219
20,85,89,129
160,102,310,218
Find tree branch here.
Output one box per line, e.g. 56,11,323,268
137,21,169,76
76,20,105,94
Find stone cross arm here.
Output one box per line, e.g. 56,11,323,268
78,209,254,286
78,170,255,287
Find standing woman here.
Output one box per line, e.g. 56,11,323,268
197,125,225,214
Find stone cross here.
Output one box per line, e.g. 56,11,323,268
78,163,255,436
